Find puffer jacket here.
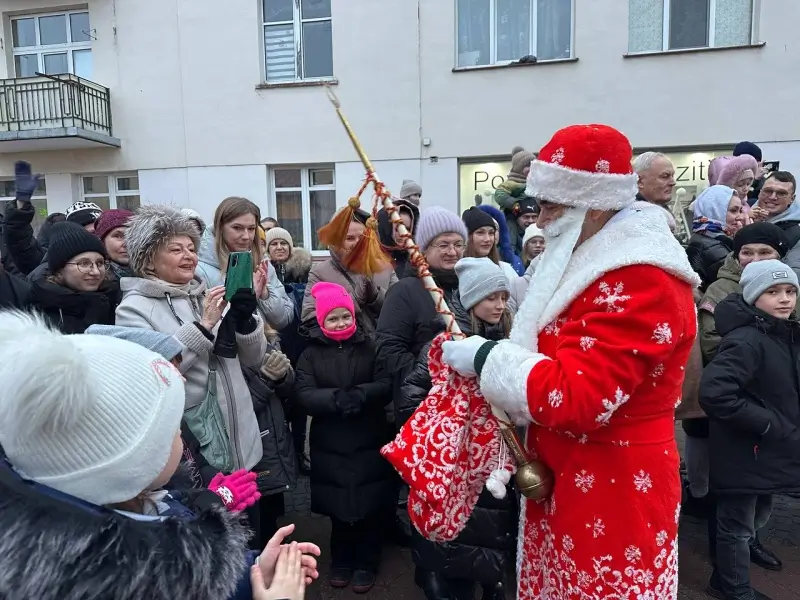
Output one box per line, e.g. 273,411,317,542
0,459,257,600
2,200,44,276
477,204,525,275
29,278,118,334
686,231,733,291
400,292,517,584
115,276,266,472
295,326,394,522
195,227,294,329
242,331,297,496
700,294,800,495
301,251,397,333
376,263,460,426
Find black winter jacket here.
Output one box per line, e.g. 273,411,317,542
376,263,460,426
401,292,517,584
3,200,45,276
243,364,298,496
295,326,394,522
0,269,30,309
699,294,800,495
29,278,119,334
687,232,733,291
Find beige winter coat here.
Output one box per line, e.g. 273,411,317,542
116,276,266,471
301,252,397,332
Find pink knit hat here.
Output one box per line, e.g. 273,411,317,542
311,282,355,326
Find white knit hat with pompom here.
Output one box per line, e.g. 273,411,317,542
0,311,185,506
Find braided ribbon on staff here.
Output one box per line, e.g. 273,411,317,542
325,87,552,500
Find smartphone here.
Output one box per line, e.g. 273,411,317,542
224,251,254,301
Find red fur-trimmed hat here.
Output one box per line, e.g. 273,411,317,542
526,124,639,211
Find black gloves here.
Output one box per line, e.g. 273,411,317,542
335,388,366,417
15,161,39,202
228,288,258,334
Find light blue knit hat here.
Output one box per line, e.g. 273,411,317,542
85,325,185,361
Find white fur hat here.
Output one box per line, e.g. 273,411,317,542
0,312,185,506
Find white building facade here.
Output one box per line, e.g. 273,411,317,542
0,0,793,253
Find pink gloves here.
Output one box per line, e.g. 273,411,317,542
208,470,261,512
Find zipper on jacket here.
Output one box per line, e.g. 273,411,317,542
754,445,759,461
218,358,245,470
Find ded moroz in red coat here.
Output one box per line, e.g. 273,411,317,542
479,203,700,599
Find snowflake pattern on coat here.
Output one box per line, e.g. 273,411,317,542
514,264,695,599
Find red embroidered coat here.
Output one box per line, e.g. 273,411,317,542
479,207,699,599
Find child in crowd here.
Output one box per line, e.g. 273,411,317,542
700,260,800,600
401,257,517,600
294,282,393,594
0,312,319,600
521,224,546,269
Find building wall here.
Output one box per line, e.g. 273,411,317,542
0,0,797,227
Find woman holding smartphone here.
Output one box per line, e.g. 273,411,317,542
196,196,294,330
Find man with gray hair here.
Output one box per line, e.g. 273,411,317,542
634,151,676,207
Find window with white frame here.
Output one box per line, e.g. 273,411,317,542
11,10,92,79
271,167,336,252
628,0,756,53
82,174,140,212
456,0,573,68
0,178,48,234
263,0,333,82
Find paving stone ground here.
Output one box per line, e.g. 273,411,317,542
279,426,800,599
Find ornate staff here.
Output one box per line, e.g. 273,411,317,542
324,86,552,500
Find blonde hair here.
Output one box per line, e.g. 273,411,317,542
213,197,264,273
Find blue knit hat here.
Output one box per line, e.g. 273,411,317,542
85,325,185,361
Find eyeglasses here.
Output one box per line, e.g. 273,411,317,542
67,259,109,274
759,188,792,200
430,242,465,253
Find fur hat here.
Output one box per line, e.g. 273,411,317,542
125,205,201,277
0,311,185,506
717,155,759,189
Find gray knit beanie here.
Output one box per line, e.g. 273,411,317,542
741,259,799,305
85,325,185,361
400,179,422,203
455,257,510,310
416,206,468,252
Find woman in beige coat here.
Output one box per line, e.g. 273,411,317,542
301,208,397,332
116,205,266,474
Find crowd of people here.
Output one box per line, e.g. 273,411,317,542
0,130,797,600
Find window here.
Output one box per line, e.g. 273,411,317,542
0,177,48,234
82,174,140,211
628,0,755,53
263,0,333,82
11,10,92,79
271,167,336,252
456,0,573,67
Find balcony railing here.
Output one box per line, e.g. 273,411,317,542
0,73,112,137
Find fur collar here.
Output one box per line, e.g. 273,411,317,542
283,247,312,281
512,202,700,348
0,463,250,600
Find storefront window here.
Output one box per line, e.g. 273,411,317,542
458,160,512,214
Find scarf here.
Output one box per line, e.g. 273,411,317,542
692,216,731,236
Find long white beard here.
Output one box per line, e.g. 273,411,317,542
510,206,588,351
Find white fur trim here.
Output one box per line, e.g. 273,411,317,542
526,160,639,211
480,340,550,425
511,202,701,340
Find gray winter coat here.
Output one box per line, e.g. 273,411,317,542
116,276,266,471
195,227,294,329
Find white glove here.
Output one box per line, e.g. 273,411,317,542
441,335,489,378
261,351,291,381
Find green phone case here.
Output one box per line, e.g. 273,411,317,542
224,251,254,301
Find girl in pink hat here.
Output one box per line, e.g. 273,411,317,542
294,282,393,593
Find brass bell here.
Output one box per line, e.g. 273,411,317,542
515,460,554,500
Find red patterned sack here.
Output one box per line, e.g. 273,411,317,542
381,333,513,542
